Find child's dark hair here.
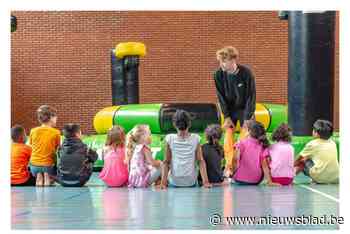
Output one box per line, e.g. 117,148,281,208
106,125,125,147
272,123,292,142
172,109,192,131
62,124,81,138
11,124,25,142
248,121,269,149
205,124,223,145
313,119,333,140
37,105,57,123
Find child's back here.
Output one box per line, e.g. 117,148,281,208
165,133,200,187
30,126,61,167
128,144,151,187
11,142,32,185
201,143,224,184
57,137,98,186
99,146,128,187
300,138,339,184
234,136,264,184
264,141,294,184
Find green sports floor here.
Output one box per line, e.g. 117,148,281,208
11,173,339,230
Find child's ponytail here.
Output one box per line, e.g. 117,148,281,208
257,135,269,149
126,132,137,164
247,121,270,149
205,124,224,154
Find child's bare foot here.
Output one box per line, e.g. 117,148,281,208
224,168,233,178
36,173,43,186
154,178,162,186
43,173,51,186
267,181,281,187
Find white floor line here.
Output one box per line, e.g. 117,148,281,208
298,184,339,203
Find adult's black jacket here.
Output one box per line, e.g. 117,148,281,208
213,64,256,120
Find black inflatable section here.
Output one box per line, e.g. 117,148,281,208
287,11,335,136
160,103,221,133
111,49,127,105
124,56,140,104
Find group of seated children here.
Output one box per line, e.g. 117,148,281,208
11,105,339,188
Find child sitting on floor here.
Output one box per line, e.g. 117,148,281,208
99,125,129,187
198,124,225,186
160,110,212,189
11,125,36,186
294,119,339,184
126,125,162,188
29,105,61,186
231,120,269,185
56,124,98,187
262,123,294,186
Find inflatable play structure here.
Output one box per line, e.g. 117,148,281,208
84,102,339,168
82,14,339,170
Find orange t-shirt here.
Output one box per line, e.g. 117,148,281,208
11,143,32,184
29,126,61,167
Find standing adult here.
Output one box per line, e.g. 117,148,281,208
213,46,256,176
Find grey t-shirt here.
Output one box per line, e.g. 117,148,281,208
165,133,201,187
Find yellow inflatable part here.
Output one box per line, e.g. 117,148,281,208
93,106,120,134
255,103,271,130
220,103,271,131
115,42,146,59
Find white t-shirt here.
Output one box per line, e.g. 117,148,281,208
165,133,200,187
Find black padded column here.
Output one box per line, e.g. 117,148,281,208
287,11,335,135
124,56,140,104
111,49,127,105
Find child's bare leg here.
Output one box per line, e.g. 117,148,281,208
43,172,51,186
149,167,161,186
36,173,43,186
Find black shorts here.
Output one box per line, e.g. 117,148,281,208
229,109,245,128
303,159,315,177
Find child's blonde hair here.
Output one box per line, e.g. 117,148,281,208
126,124,150,163
216,46,239,61
106,125,125,147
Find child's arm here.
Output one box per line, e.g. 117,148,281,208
86,147,98,163
55,133,61,150
144,146,161,167
294,141,314,172
160,143,171,189
196,144,212,188
261,157,280,186
230,148,239,172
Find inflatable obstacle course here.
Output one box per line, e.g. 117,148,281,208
83,102,339,168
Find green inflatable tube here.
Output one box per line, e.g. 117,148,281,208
263,103,288,132
114,104,162,134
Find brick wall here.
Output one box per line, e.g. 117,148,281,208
11,11,339,134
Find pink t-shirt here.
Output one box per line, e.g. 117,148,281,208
233,137,264,183
99,147,129,187
263,142,295,179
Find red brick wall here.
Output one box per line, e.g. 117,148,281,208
11,11,339,134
